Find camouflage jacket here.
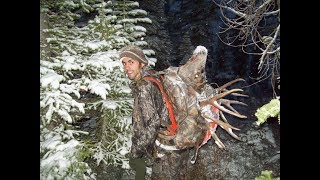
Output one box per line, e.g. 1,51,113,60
129,67,170,161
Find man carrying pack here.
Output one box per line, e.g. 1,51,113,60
119,45,190,179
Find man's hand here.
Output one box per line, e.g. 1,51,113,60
129,156,146,180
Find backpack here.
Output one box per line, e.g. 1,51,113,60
143,46,247,163
144,70,219,162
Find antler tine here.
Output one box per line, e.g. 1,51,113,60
221,90,249,97
220,99,248,107
209,114,241,141
222,101,239,114
191,144,201,164
219,99,248,117
204,112,241,141
202,113,240,131
230,92,249,97
224,127,241,141
199,89,243,107
211,100,247,119
217,78,245,92
219,110,229,124
210,130,226,149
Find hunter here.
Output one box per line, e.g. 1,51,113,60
120,45,190,179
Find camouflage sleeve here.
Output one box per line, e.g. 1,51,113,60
130,81,164,159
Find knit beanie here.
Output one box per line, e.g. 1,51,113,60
119,45,148,65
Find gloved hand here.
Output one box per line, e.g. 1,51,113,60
129,156,146,180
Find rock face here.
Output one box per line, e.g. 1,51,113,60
187,107,280,179
137,0,174,70
136,0,280,179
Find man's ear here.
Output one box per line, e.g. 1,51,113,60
140,63,146,68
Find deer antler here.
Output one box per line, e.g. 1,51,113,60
202,112,241,141
199,105,238,129
212,100,247,118
217,78,245,92
200,91,247,119
211,89,243,102
219,99,247,114
188,86,247,119
218,78,248,97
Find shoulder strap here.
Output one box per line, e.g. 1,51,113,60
143,76,178,135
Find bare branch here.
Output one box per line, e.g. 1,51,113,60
264,9,280,16
255,0,274,13
212,0,280,96
213,0,247,18
258,24,280,71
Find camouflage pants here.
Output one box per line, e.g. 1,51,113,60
151,149,191,180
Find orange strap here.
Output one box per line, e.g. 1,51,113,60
143,77,178,135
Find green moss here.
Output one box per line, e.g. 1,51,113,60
255,98,280,126
255,170,279,180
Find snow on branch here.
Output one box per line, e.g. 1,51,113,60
40,90,85,124
40,124,94,179
41,72,65,89
87,80,111,100
128,9,148,16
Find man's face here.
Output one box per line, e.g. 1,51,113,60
121,57,145,81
